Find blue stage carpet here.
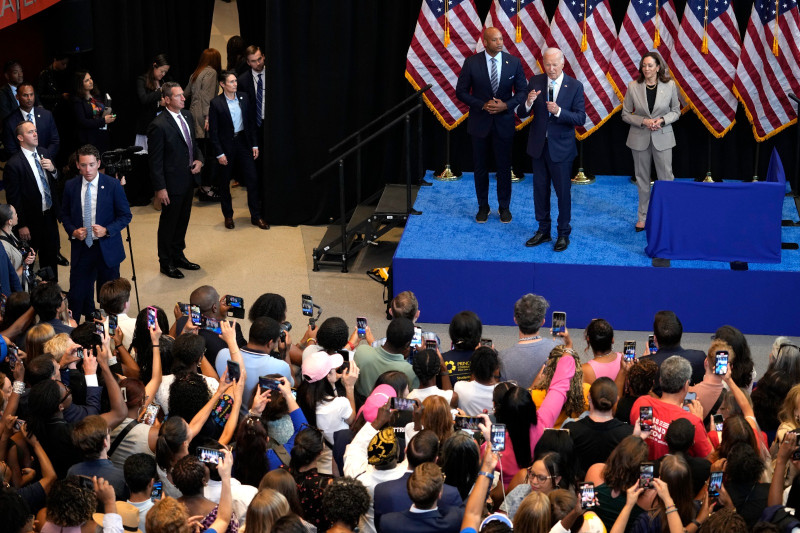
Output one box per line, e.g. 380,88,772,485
393,172,800,335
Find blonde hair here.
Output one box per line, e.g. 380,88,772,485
244,489,291,533
421,396,453,443
707,340,734,369
145,497,190,533
514,491,551,533
25,323,56,360
44,333,72,363
778,384,800,428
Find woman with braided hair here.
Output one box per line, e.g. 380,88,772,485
530,344,588,427
407,348,457,407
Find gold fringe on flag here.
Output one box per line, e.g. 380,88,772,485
772,0,780,56
581,0,588,52
516,0,522,42
444,0,451,47
701,0,709,53
653,0,661,47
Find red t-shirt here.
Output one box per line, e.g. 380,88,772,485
631,396,713,460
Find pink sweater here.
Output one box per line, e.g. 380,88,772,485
587,352,622,381
485,355,576,487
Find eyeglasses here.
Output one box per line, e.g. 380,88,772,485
59,384,72,404
526,468,555,484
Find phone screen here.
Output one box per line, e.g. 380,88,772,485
302,294,314,316
108,314,118,335
391,397,415,411
259,376,281,390
356,317,367,338
147,306,157,329
226,296,244,308
197,447,224,465
190,305,202,326
579,482,596,509
226,361,241,382
714,351,729,375
95,321,105,337
150,481,163,502
480,338,493,347
204,317,222,334
552,312,566,334
640,406,653,432
411,327,423,348
648,334,657,353
455,416,482,431
708,471,723,497
713,414,724,432
639,463,654,488
142,404,159,425
491,423,506,452
623,341,636,362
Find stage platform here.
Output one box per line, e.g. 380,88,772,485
392,172,800,336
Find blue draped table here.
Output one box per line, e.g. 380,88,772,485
645,180,784,263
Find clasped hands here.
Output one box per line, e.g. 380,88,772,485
72,225,108,240
642,118,663,131
482,98,508,114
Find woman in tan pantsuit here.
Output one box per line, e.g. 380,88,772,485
621,52,680,231
185,48,222,201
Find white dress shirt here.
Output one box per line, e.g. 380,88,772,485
525,72,564,118
20,147,49,211
485,51,503,81
167,109,191,146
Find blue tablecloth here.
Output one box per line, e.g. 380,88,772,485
645,180,784,263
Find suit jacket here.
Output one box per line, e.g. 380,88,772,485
61,174,132,267
208,92,257,158
380,507,463,533
456,51,527,139
622,79,680,152
0,84,18,123
643,345,706,386
517,73,586,162
373,472,463,531
237,69,262,120
3,107,60,158
72,95,109,147
185,67,219,138
147,109,204,195
3,147,61,229
0,244,21,297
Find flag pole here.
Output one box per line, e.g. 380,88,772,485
435,130,461,181
572,140,595,184
702,134,715,182
749,142,760,182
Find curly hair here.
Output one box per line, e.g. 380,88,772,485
146,497,191,533
700,508,748,533
322,477,370,529
532,345,585,417
602,436,649,492
625,358,659,396
0,487,31,533
777,383,800,428
724,442,765,484
47,477,97,526
170,455,206,496
168,372,211,421
249,293,287,322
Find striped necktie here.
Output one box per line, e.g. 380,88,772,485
84,181,93,247
490,57,499,96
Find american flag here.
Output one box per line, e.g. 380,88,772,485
733,0,800,141
405,0,483,130
476,0,550,129
546,0,621,139
607,0,681,100
670,0,742,137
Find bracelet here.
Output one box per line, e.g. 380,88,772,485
247,410,260,417
346,341,354,350
115,344,122,349
12,381,25,394
306,338,317,345
478,471,495,481
153,345,160,348
665,505,676,512
665,508,678,516
691,520,702,528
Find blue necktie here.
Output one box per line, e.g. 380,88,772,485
27,112,33,123
490,58,499,96
256,73,263,127
83,181,93,247
32,152,52,210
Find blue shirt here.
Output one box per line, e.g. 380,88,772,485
225,93,243,133
214,347,294,417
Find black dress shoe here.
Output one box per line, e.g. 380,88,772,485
224,217,235,229
176,258,201,270
525,232,552,247
251,218,270,230
475,205,490,223
197,188,221,202
160,265,185,279
635,226,645,232
499,207,512,223
56,253,69,266
554,236,570,252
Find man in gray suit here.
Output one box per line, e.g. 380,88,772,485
621,52,680,231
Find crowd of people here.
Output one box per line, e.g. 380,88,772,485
0,284,796,533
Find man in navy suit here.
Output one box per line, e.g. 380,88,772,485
456,27,527,224
3,83,60,160
208,70,267,230
147,82,204,279
517,48,586,252
373,430,462,531
237,46,266,133
0,60,24,124
380,462,463,533
61,144,132,320
3,120,62,281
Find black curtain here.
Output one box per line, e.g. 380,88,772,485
228,1,797,225
29,0,216,152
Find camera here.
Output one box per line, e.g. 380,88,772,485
279,321,292,342
102,146,141,177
